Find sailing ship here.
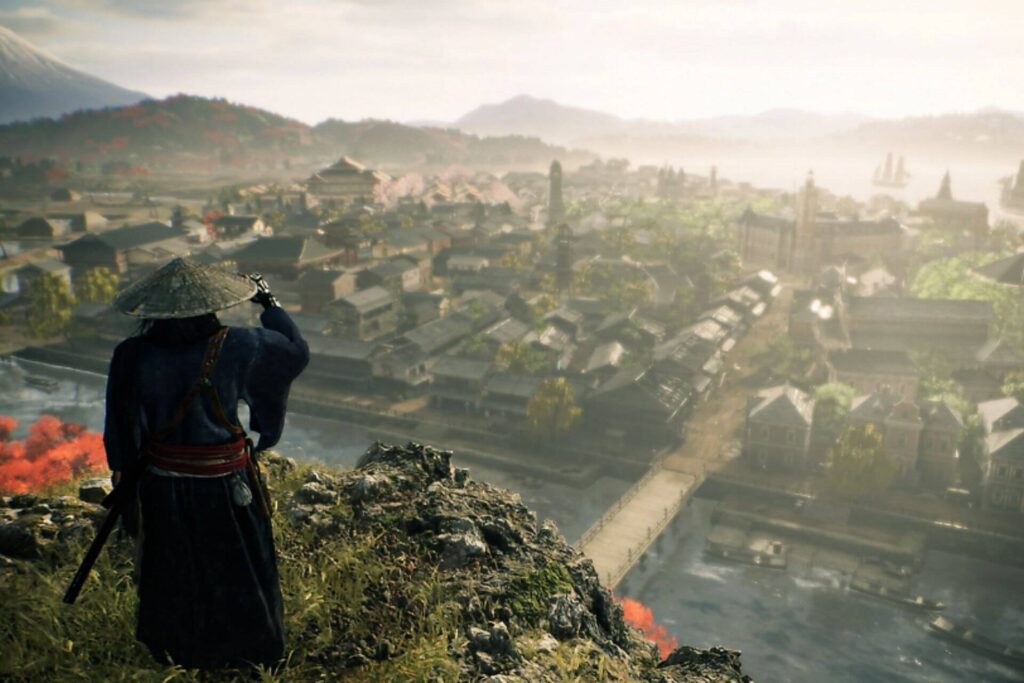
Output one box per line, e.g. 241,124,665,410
1000,160,1024,212
872,153,910,189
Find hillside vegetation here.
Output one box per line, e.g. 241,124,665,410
0,95,595,171
0,442,749,682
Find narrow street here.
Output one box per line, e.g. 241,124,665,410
662,281,794,477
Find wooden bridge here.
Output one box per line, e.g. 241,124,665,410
575,456,709,589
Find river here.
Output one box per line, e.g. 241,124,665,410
3,360,1024,681
0,359,629,543
624,498,1024,683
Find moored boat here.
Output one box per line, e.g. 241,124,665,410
926,616,1024,669
705,539,787,570
24,375,59,392
849,577,944,611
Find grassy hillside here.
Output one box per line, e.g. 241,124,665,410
0,442,749,682
0,95,595,172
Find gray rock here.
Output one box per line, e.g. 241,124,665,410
348,473,389,504
533,633,559,653
78,478,112,504
437,529,488,569
7,493,38,509
454,468,469,487
0,521,43,559
286,507,312,525
468,626,491,651
488,621,515,656
547,593,585,640
537,519,562,544
474,651,498,675
294,481,337,505
304,470,329,485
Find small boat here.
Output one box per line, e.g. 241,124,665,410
705,540,787,570
24,375,59,392
849,578,945,611
927,616,1024,669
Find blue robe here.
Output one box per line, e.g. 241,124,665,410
103,307,309,669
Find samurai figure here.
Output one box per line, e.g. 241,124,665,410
103,257,309,669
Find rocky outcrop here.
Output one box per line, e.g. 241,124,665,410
283,441,751,681
0,442,751,681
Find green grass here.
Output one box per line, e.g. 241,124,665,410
500,560,574,623
0,455,465,683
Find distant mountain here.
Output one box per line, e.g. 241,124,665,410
0,95,594,172
455,95,626,145
0,24,147,124
680,108,870,142
828,111,1024,161
452,95,869,146
452,95,1024,164
0,94,310,162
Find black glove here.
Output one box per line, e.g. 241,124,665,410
248,272,279,310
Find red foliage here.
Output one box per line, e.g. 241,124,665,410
203,210,224,238
616,596,679,659
44,167,69,181
0,415,107,494
212,112,238,122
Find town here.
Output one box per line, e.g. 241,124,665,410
3,99,1024,683
4,146,1024,529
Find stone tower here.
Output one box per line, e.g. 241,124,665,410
555,222,574,297
936,170,953,200
791,172,818,274
709,165,718,196
548,160,564,227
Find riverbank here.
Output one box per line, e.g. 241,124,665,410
702,472,1024,568
10,339,647,487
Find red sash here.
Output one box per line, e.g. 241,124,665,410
147,436,249,476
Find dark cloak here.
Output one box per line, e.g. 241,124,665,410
103,306,309,669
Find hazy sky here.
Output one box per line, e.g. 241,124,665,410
2,0,1022,124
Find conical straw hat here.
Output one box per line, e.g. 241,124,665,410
112,257,257,319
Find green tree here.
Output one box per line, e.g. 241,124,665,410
76,267,120,305
1001,369,1024,403
358,213,386,234
750,336,812,384
526,378,582,442
812,382,856,450
957,415,985,495
459,334,493,360
26,273,77,338
495,342,550,375
910,252,1023,346
825,424,897,500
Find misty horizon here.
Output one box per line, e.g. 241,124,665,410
2,0,1023,124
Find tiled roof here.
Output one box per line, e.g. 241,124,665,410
749,385,813,427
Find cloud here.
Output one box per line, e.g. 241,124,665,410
0,6,71,37
15,0,1024,123
48,0,266,20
